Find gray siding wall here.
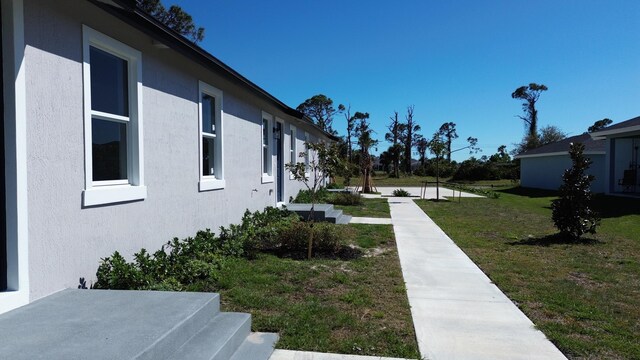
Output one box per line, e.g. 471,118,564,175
23,0,319,300
520,154,605,193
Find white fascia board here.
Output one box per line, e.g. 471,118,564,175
515,151,605,159
590,125,640,139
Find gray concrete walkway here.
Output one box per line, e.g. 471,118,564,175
390,197,567,360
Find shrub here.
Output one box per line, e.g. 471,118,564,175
392,188,411,197
278,221,348,257
329,192,363,206
94,229,229,291
326,182,342,190
292,188,330,203
551,143,599,240
219,207,299,255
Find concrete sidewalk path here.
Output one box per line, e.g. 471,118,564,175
349,217,392,224
390,197,567,360
270,350,411,360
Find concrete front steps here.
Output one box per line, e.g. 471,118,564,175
0,289,277,360
286,203,352,224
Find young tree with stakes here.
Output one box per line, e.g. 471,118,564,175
551,142,599,241
286,141,344,259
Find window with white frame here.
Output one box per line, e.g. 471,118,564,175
199,82,224,191
261,112,273,182
82,26,146,206
289,125,297,179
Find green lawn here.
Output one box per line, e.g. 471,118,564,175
338,174,515,188
334,198,391,218
415,189,640,359
217,223,420,358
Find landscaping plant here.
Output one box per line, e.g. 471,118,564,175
286,141,345,259
551,142,599,241
392,188,411,197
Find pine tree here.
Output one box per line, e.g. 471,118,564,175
551,142,599,240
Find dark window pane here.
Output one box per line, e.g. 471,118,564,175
203,137,215,176
263,146,268,173
202,94,215,134
90,46,129,116
92,118,127,181
262,119,268,145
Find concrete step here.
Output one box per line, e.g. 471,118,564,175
169,312,251,360
0,289,220,360
336,214,352,224
229,332,279,360
286,203,336,223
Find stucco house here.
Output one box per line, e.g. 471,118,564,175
516,133,606,193
1,0,336,314
516,116,640,196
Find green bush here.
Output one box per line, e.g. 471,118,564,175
219,207,299,255
392,189,411,197
278,221,348,257
93,207,350,291
94,229,228,291
292,188,330,203
328,192,363,205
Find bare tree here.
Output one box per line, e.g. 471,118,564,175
385,111,405,178
401,105,421,174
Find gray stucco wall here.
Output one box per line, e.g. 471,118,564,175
520,154,606,193
23,0,321,300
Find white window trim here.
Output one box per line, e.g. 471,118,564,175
82,26,146,206
198,81,225,191
0,0,30,314
289,125,297,180
304,132,310,177
261,111,274,183
275,117,285,206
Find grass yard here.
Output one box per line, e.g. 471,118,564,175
334,198,391,218
337,174,515,188
217,223,420,358
415,188,640,359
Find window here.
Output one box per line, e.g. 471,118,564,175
199,82,224,191
82,26,145,206
261,112,274,183
289,125,297,179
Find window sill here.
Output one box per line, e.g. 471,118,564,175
83,185,147,207
0,289,29,314
261,174,274,184
199,178,225,191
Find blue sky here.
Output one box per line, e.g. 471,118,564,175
174,0,640,161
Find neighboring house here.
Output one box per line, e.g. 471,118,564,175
515,133,606,193
1,0,336,313
590,116,640,195
516,116,640,196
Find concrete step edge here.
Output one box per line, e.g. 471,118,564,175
167,312,251,360
135,293,221,360
229,332,279,360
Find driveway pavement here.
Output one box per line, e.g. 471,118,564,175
390,197,567,360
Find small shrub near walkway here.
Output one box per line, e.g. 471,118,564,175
415,189,640,359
